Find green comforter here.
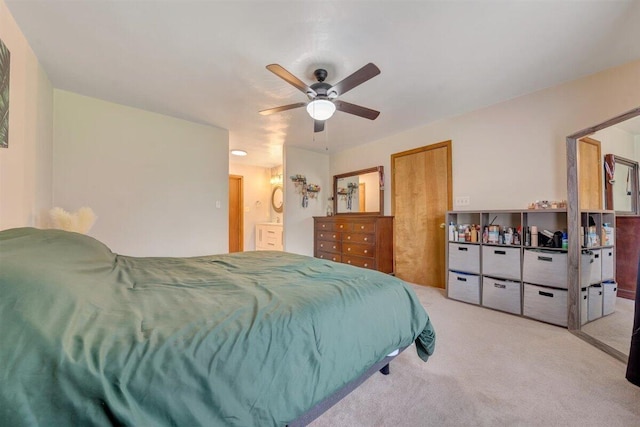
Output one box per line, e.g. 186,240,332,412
0,228,435,426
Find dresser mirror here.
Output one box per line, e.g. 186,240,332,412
333,166,384,215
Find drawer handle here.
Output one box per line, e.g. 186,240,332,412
267,231,275,234
332,234,336,239
339,225,344,229
348,248,351,251
614,287,617,291
458,247,468,251
332,257,337,261
364,263,368,267
268,243,274,246
608,252,612,257
360,225,365,229
320,243,324,247
332,245,336,249
538,291,554,298
583,295,588,300
494,250,506,255
598,291,602,295
347,260,351,264
364,237,368,241
347,236,351,240
494,283,506,289
594,254,600,259
538,256,553,262
320,233,324,237
456,277,467,282
364,249,368,254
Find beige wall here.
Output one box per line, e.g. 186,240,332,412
0,0,53,229
331,60,640,214
53,90,229,257
284,147,330,256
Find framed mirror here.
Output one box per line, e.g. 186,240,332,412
271,185,283,213
566,106,640,362
333,166,384,215
604,155,639,215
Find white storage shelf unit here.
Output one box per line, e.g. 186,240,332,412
445,209,616,328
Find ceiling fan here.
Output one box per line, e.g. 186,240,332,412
259,63,381,132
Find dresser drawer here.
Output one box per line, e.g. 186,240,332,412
448,243,480,274
343,232,375,244
482,246,520,280
351,222,376,233
316,240,342,254
601,248,615,281
523,284,567,327
316,230,341,242
482,277,521,315
316,251,341,263
315,221,335,231
343,242,375,258
448,271,481,305
343,255,376,270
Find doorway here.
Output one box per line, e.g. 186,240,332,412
229,175,243,253
578,137,603,210
391,140,452,287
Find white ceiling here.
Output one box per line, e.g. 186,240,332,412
6,0,640,168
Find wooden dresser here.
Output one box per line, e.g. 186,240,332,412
313,216,394,273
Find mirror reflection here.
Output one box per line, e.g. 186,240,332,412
333,167,383,215
271,186,283,214
575,114,640,357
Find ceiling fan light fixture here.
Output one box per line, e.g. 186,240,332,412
306,99,336,121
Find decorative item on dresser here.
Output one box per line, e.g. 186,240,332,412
313,215,394,273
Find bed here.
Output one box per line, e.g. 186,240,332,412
0,227,435,426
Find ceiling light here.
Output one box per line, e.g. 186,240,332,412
306,99,336,121
230,149,247,156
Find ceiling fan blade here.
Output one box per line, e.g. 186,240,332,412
259,102,307,116
314,120,325,133
330,63,380,97
334,100,380,120
266,64,317,97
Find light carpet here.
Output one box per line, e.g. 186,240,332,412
310,285,640,426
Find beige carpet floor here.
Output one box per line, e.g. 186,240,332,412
310,285,640,426
582,297,635,356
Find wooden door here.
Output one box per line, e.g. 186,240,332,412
392,141,452,287
578,137,602,210
229,175,243,252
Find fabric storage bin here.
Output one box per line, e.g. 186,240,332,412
581,287,588,325
588,285,603,321
602,281,617,316
522,250,592,288
482,277,521,315
522,249,567,289
448,271,481,305
601,248,615,281
482,246,520,280
589,249,602,284
523,283,567,327
448,243,480,274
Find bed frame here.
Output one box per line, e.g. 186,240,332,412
287,346,407,426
